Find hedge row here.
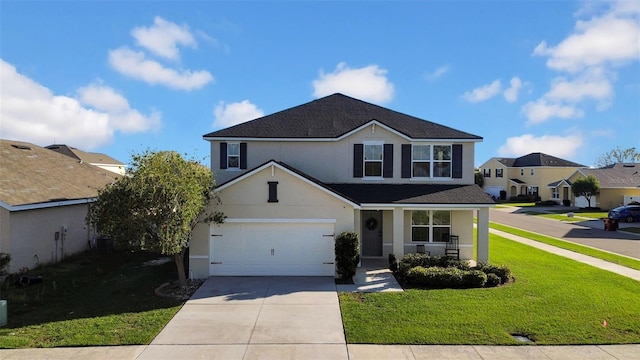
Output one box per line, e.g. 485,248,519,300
390,253,513,289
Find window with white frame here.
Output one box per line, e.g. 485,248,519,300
531,168,535,176
496,168,503,178
411,210,451,242
364,143,383,177
483,168,491,177
552,187,559,199
412,144,452,178
227,143,240,169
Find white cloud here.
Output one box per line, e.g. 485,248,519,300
424,65,450,81
545,68,613,106
0,59,160,149
503,77,523,103
461,79,502,103
131,16,196,60
521,99,584,124
213,100,264,129
524,2,638,124
533,11,640,72
497,134,584,158
312,62,394,103
109,47,213,91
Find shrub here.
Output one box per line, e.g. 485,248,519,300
335,231,359,280
476,262,512,285
499,190,507,200
0,253,10,275
536,200,557,206
562,199,571,206
388,253,398,272
485,273,501,287
405,266,486,289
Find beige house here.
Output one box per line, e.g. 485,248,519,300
189,94,494,278
479,153,585,202
0,140,121,273
46,144,126,176
566,163,640,209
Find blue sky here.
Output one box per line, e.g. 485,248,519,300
1,1,639,168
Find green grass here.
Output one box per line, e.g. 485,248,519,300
339,234,640,345
537,213,585,222
0,251,184,348
490,222,640,271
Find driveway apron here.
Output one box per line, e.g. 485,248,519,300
139,276,347,359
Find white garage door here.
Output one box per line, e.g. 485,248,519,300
209,221,336,276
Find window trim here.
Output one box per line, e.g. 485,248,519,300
363,141,384,179
226,142,241,170
496,168,503,178
483,168,491,178
411,144,453,179
411,210,452,243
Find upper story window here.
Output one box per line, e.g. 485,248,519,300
412,145,431,177
354,143,393,179
227,143,240,169
483,168,491,177
411,144,452,178
220,142,247,170
402,144,462,180
531,168,534,176
520,169,524,176
496,168,503,178
364,143,383,177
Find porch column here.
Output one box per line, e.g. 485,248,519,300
392,208,404,258
476,207,489,262
354,209,362,253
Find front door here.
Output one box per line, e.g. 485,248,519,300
361,210,383,257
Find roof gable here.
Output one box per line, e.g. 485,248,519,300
0,140,121,208
204,93,482,141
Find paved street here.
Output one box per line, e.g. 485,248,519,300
490,207,640,259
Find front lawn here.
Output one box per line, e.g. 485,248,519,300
339,234,640,345
0,251,184,348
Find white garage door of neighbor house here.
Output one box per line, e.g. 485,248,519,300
209,221,336,276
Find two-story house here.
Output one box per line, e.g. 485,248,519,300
189,94,494,278
479,153,586,203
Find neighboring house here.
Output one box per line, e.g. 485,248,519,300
566,163,640,209
0,140,121,273
479,153,586,202
189,93,494,278
46,144,126,175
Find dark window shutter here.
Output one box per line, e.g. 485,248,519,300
452,144,463,178
220,142,227,169
383,144,393,178
268,181,278,203
240,143,247,169
353,144,363,178
401,144,411,178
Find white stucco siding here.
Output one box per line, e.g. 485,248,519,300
212,125,477,185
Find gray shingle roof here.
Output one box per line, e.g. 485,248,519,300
324,183,495,205
0,140,121,207
496,152,585,168
204,93,482,140
580,163,640,188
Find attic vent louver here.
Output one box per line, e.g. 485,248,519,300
11,144,32,150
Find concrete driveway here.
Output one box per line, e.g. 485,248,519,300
138,276,347,359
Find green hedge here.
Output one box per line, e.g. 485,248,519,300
335,231,359,280
391,253,513,289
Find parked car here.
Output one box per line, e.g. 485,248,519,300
608,205,640,223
